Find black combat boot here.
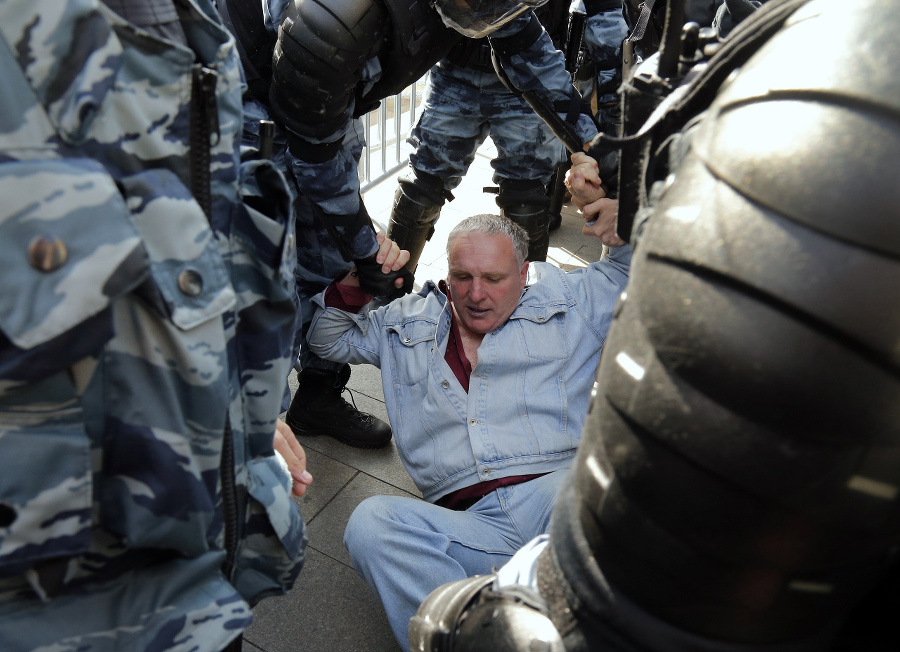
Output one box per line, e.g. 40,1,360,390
285,366,392,448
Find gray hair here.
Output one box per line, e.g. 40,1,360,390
446,214,529,267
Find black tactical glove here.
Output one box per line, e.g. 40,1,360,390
353,254,415,301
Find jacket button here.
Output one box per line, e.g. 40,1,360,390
441,380,449,388
0,502,16,528
469,418,477,425
404,336,411,343
538,314,546,322
28,236,67,272
178,268,203,296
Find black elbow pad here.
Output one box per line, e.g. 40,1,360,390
270,0,388,140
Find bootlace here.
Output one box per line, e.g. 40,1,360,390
340,387,373,426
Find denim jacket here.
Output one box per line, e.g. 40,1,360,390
309,245,632,501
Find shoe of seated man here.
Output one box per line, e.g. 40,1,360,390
284,366,392,449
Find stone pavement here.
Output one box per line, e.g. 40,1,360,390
242,140,605,652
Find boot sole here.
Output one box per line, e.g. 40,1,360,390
285,418,392,450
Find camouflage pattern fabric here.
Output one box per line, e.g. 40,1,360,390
409,59,563,188
242,98,360,382
569,0,628,130
584,8,629,105
0,1,307,650
584,7,628,131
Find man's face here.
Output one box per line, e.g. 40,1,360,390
447,232,528,334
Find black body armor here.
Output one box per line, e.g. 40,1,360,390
357,0,462,116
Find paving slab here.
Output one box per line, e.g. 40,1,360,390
304,472,421,567
295,448,357,523
244,547,402,652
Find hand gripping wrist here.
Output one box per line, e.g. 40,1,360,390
353,254,415,300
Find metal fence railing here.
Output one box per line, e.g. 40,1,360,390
359,76,428,193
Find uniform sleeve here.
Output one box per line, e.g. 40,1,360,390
490,13,599,144
267,0,383,259
285,143,380,259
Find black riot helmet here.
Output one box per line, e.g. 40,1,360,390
431,0,548,38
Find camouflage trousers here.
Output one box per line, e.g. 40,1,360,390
410,60,565,189
571,2,629,131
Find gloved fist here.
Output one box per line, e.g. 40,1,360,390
353,255,415,300
352,231,414,300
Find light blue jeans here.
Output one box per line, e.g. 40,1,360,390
344,469,567,651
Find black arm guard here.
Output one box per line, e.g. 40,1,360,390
269,0,388,142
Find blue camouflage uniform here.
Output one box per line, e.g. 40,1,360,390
0,1,306,650
570,0,628,131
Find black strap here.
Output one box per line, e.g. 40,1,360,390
445,38,494,71
625,0,657,44
584,0,624,16
285,131,345,164
488,12,543,57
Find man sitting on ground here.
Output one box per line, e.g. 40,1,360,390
307,208,630,651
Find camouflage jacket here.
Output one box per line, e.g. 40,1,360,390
0,1,306,650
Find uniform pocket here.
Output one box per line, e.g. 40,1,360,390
229,158,306,603
0,376,92,581
0,158,148,389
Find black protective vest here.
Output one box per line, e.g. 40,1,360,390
355,0,461,116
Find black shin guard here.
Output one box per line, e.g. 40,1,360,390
496,179,551,262
387,171,447,271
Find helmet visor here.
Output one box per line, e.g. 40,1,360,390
433,0,548,39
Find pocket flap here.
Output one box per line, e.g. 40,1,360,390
389,319,439,347
0,158,147,350
120,168,236,330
